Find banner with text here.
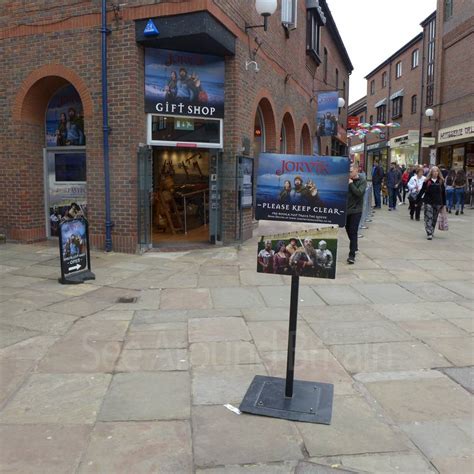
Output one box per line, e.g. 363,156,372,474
317,91,339,136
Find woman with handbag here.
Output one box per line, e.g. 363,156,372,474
416,166,446,240
407,166,425,221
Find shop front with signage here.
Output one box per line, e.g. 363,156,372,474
389,131,419,167
349,143,364,171
437,121,474,176
366,140,389,179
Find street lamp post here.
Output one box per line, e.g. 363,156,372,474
245,0,278,32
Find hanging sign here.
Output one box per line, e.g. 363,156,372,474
317,91,339,136
255,153,350,226
257,227,338,279
58,216,95,284
238,156,254,208
144,19,159,36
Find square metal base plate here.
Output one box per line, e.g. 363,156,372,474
59,270,96,285
239,375,334,424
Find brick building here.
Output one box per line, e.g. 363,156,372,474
0,0,352,252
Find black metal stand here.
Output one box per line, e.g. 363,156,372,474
240,276,334,424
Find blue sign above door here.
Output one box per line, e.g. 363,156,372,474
144,19,159,36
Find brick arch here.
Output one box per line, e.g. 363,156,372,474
12,64,93,125
252,90,277,153
281,112,296,154
300,121,312,155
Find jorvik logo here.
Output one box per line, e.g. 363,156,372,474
276,159,329,176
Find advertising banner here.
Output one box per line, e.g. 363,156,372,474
347,116,359,130
239,156,254,208
46,85,85,147
255,153,350,226
257,227,338,279
317,91,339,136
145,48,225,118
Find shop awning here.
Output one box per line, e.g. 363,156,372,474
390,89,404,100
374,98,387,108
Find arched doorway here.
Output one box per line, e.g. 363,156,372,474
252,98,277,156
300,123,312,155
281,112,296,154
7,67,92,243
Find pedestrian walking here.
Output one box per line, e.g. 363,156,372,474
400,166,411,205
371,160,384,209
345,165,367,264
387,162,402,211
416,166,446,240
454,169,466,215
407,165,425,221
382,178,389,206
445,169,456,213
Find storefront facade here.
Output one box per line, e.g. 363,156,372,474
389,132,420,168
366,141,389,179
1,1,352,252
437,122,474,177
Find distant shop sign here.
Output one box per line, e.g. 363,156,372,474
438,121,474,144
367,141,387,151
422,137,436,147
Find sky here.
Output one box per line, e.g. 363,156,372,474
326,0,437,105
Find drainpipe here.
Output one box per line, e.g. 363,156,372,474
101,0,113,251
418,31,426,165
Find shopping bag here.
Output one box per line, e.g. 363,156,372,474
438,208,449,231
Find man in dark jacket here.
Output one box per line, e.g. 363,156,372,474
387,162,402,211
371,160,384,209
345,166,367,264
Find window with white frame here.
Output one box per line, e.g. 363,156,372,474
306,3,326,62
282,0,298,30
412,49,419,68
395,61,402,78
382,71,387,88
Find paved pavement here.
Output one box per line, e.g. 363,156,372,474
0,206,473,473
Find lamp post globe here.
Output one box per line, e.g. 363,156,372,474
338,97,346,108
425,108,434,118
255,0,278,16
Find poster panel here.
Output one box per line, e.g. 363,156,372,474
145,48,225,118
317,91,339,137
257,227,338,279
59,217,88,277
239,156,253,208
255,153,350,226
45,85,85,147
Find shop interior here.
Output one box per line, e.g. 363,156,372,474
152,147,210,245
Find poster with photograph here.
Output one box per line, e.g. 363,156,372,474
255,153,350,226
45,85,85,147
145,48,225,118
317,91,339,136
257,227,338,279
59,218,88,276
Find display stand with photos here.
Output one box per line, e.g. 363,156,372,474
240,153,350,425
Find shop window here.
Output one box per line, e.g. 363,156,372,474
306,5,325,63
376,105,386,123
282,0,298,30
395,61,402,78
412,49,419,68
323,48,328,82
381,71,387,88
411,95,417,114
444,0,453,20
370,80,375,95
392,97,403,118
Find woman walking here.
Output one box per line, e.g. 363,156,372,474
407,166,425,221
445,170,456,213
454,169,467,215
416,166,446,240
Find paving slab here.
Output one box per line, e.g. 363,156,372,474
0,373,111,424
439,366,474,393
311,285,369,305
211,287,266,309
192,363,266,405
88,309,135,321
0,335,58,361
401,420,473,459
423,337,474,366
431,455,474,474
248,321,323,352
448,318,473,333
160,288,211,309
190,341,261,366
199,265,239,276
105,289,161,311
3,310,77,336
124,328,187,349
398,320,467,340
258,286,326,307
198,274,241,288
197,461,297,474
0,323,41,349
297,396,408,456
330,341,451,373
351,269,398,283
65,320,130,342
192,405,304,467
437,280,474,299
0,358,33,406
0,424,91,474
317,453,436,473
260,349,355,395
242,307,292,321
99,372,190,421
299,304,384,323
388,270,439,282
133,308,242,324
364,376,472,422
189,317,251,343
116,349,188,372
400,282,461,302
310,320,411,345
45,297,113,317
239,270,285,286
351,283,421,304
78,421,193,473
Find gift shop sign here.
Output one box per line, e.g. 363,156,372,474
438,121,474,144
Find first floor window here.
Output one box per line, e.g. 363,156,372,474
376,105,386,123
412,49,419,68
411,95,417,114
392,97,403,118
426,84,434,106
396,61,402,78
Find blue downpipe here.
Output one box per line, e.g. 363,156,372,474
101,0,112,251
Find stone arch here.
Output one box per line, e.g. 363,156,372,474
12,64,93,124
300,122,312,155
252,91,277,154
281,112,296,154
